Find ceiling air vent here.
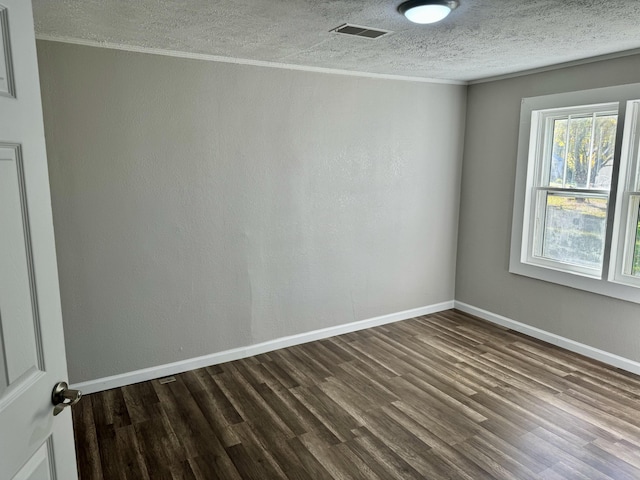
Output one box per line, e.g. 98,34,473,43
330,24,392,39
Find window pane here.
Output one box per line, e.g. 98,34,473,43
633,203,640,277
632,102,640,191
539,193,607,269
548,114,617,189
592,115,618,188
549,118,568,186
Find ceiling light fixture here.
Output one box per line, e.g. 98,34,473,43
398,0,459,24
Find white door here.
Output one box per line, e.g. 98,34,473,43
0,1,78,479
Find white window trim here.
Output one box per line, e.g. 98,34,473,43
510,83,640,304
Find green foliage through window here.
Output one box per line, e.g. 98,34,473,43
549,114,617,189
633,207,640,276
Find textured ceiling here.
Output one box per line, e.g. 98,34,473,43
32,0,640,82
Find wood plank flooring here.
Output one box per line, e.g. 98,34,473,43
72,309,640,479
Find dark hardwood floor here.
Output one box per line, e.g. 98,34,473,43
72,309,640,479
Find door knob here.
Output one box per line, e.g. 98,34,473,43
51,381,82,416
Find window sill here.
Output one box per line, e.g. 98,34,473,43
509,259,640,304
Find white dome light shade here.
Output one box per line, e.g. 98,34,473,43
398,1,459,24
404,5,451,23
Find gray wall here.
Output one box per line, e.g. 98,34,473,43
37,41,467,383
457,54,640,362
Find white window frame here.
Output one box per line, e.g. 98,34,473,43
610,100,640,289
523,103,616,278
510,83,640,304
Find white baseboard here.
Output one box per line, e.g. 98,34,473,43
72,300,454,394
454,301,640,376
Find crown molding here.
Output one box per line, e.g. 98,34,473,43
35,35,467,86
470,47,640,85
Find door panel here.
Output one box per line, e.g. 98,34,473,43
13,443,54,480
0,1,78,478
0,144,41,388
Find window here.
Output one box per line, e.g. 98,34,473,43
610,100,640,289
510,84,640,304
526,103,618,277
